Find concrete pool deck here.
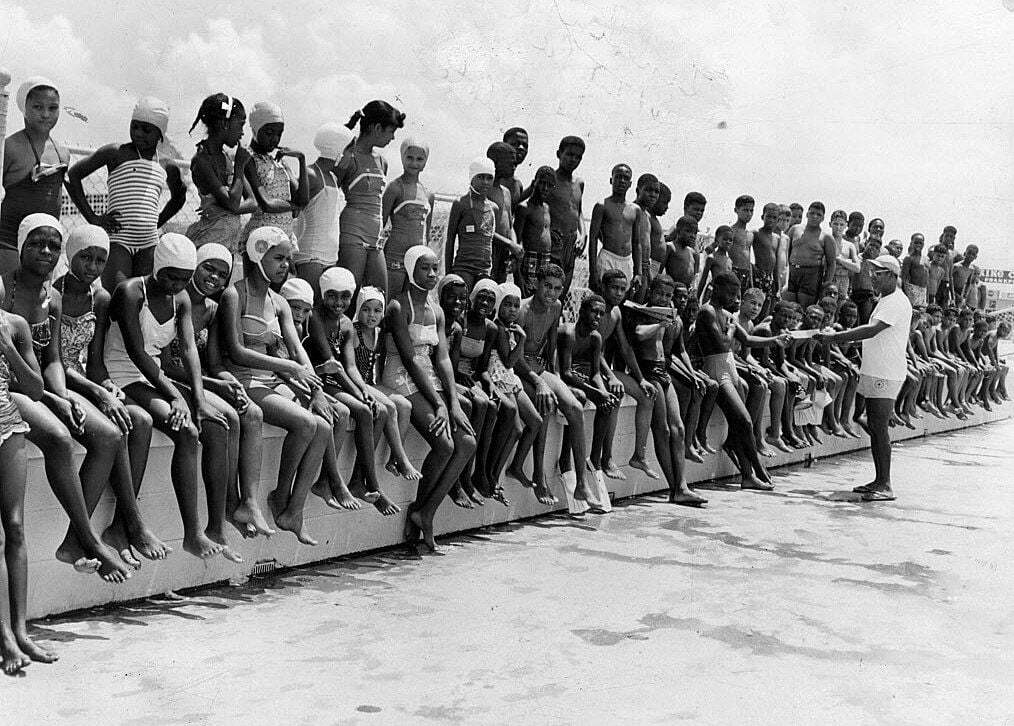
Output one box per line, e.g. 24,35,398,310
4,418,1013,724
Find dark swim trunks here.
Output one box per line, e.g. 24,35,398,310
733,266,753,292
787,264,823,301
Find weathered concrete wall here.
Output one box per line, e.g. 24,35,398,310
23,398,1011,619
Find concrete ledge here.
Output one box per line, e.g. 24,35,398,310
23,397,1012,619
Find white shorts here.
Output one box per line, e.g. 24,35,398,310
597,248,634,282
857,375,903,400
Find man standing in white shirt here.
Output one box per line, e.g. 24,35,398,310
817,255,912,501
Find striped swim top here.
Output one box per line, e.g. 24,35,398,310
107,147,167,250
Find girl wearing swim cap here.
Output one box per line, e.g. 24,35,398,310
186,94,255,256
291,123,353,300
103,232,237,561
1,215,133,587
336,100,406,295
158,243,275,541
239,102,309,252
348,286,422,489
382,137,433,295
382,245,476,551
444,157,502,290
65,97,187,289
52,224,171,570
0,77,70,273
0,245,50,671
219,226,332,546
305,269,418,516
437,274,499,508
479,281,543,497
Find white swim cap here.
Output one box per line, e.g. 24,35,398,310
497,281,523,308
319,267,357,297
16,76,58,114
468,157,495,184
195,242,233,272
403,245,436,290
246,226,290,280
132,96,170,138
65,224,110,263
469,277,499,306
154,233,197,275
355,285,386,316
400,136,429,163
313,122,354,160
17,213,64,254
281,277,315,307
249,101,284,136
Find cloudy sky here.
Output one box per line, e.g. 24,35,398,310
2,1,1012,264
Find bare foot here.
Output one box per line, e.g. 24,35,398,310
387,457,422,481
206,529,243,563
92,542,132,583
669,487,707,506
449,483,474,509
696,440,719,455
274,509,318,546
767,435,794,453
741,474,774,491
403,505,420,540
311,480,342,509
628,457,660,479
602,462,628,479
756,440,776,457
101,525,141,570
491,485,511,506
231,500,275,537
506,464,533,488
183,532,224,559
465,485,486,507
409,509,436,552
684,447,704,463
328,478,364,511
533,480,557,506
55,536,100,574
13,629,57,664
572,478,602,508
267,489,288,520
1,624,31,675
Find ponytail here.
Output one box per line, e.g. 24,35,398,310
190,93,244,135
346,100,406,135
345,109,364,130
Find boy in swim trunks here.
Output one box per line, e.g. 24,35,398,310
546,136,586,296
751,202,781,318
487,142,524,283
587,164,638,293
556,294,620,511
665,215,700,290
649,183,673,279
784,201,837,308
693,272,791,490
729,195,755,292
507,264,602,508
502,127,529,213
594,269,660,479
632,174,660,300
696,225,734,302
901,234,929,306
514,166,556,296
